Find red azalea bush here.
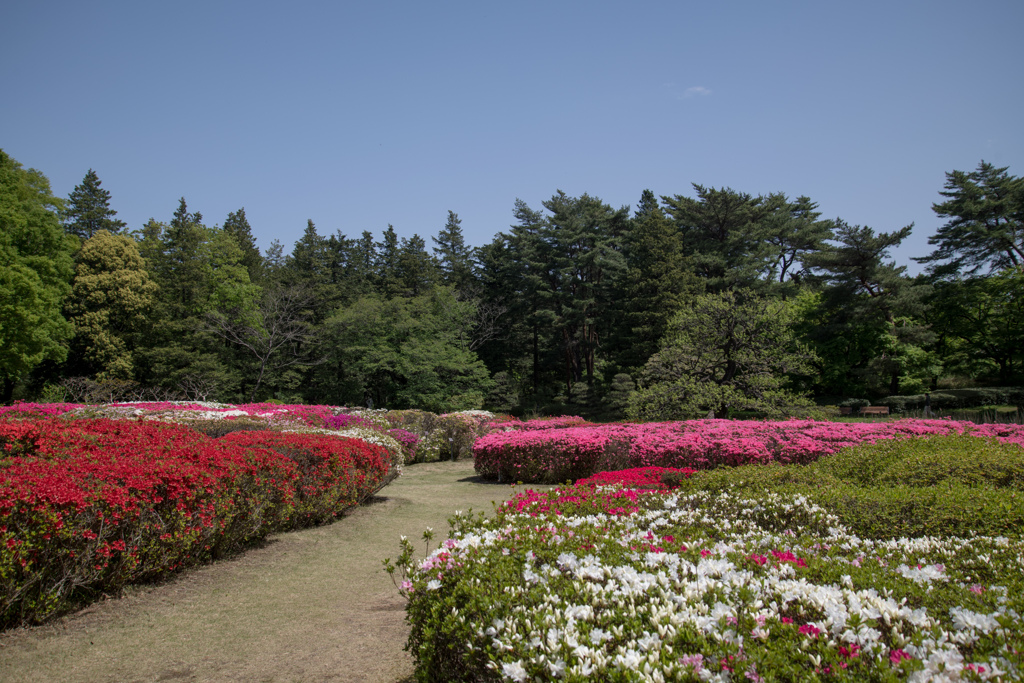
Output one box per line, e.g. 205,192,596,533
576,466,697,490
500,482,667,518
473,419,1024,484
0,418,390,628
219,431,393,526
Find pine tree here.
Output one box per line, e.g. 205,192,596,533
614,189,701,370
160,198,207,318
223,207,263,282
63,169,126,240
662,184,773,290
433,210,474,294
396,234,438,297
804,220,933,395
917,161,1024,277
541,191,630,393
375,225,402,298
286,219,334,322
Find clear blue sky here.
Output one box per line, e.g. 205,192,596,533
3,0,1022,271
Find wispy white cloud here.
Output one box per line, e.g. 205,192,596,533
682,86,711,98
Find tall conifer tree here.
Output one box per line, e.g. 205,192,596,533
63,169,126,240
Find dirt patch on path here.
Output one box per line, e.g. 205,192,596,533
0,460,520,683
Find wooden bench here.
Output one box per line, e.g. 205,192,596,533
839,406,853,416
859,406,889,416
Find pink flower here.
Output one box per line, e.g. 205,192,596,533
798,624,821,637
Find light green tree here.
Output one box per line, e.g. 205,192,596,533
0,150,76,402
66,230,158,379
323,287,492,411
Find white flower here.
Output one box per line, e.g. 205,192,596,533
426,579,441,591
502,660,529,682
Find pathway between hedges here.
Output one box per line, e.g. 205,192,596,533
0,460,522,683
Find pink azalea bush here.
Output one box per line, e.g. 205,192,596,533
473,419,1024,484
0,402,82,418
486,415,590,431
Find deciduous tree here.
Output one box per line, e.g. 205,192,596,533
66,230,157,380
0,150,76,401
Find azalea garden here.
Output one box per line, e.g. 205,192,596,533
1,402,1022,681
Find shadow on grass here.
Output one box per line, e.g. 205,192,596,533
456,474,509,485
362,495,392,506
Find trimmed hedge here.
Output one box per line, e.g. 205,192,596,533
671,433,1024,539
878,387,1024,414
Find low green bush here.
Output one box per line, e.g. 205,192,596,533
817,433,1024,489
673,434,1024,540
879,387,1024,414
813,483,1023,539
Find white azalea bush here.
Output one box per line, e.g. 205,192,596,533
390,484,1023,682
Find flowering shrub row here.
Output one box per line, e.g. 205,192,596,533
392,484,1024,682
473,419,1024,484
575,467,696,491
0,418,392,627
1,403,501,468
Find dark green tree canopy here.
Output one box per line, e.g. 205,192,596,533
662,184,772,290
918,161,1024,277
627,289,818,420
433,210,474,294
222,207,263,282
63,169,126,240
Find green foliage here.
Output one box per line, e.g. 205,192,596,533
221,207,263,283
679,434,1024,539
432,211,474,295
7,151,1024,409
66,230,157,380
815,433,1024,489
62,169,126,240
0,150,76,400
918,160,1024,277
413,413,483,463
804,220,935,395
927,268,1024,384
661,184,775,290
323,287,492,411
541,191,630,392
614,189,702,369
627,289,818,420
878,387,1024,413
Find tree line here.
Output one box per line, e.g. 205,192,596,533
2,148,1022,417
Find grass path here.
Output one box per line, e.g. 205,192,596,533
0,460,521,683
